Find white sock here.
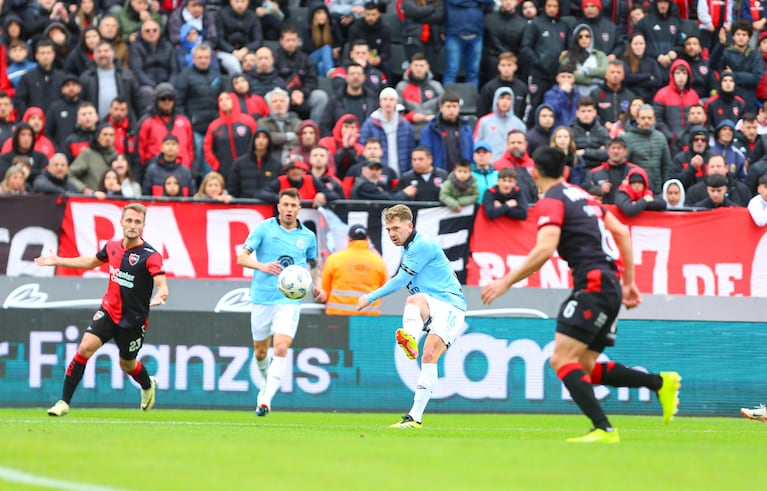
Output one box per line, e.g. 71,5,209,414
261,356,286,407
402,304,423,337
256,355,271,381
409,363,437,423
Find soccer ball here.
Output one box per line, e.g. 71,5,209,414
278,265,312,300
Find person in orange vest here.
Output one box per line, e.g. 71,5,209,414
322,224,387,316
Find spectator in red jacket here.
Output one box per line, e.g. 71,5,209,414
1,107,56,159
137,83,195,174
652,58,701,145
204,92,257,178
230,75,269,121
318,114,364,178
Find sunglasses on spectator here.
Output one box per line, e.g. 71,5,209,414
158,96,175,101
693,136,707,142
143,28,159,33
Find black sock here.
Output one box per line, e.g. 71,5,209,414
591,361,663,391
557,362,611,430
128,361,152,389
62,353,88,404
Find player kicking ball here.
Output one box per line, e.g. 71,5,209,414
481,147,681,443
35,203,168,416
357,204,467,429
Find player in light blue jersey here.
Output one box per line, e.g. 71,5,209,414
357,204,467,429
236,188,327,417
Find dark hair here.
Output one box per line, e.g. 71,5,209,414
280,24,299,37
350,39,369,50
731,19,752,37
440,91,461,105
455,159,472,169
411,52,427,63
412,145,432,157
577,96,596,109
364,137,382,146
279,188,300,201
758,173,767,186
498,167,518,179
532,146,566,179
35,39,56,52
742,112,758,124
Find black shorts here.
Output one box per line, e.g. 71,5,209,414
85,308,147,361
555,269,622,353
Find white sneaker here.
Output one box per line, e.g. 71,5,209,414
141,376,157,411
741,404,767,421
47,400,70,417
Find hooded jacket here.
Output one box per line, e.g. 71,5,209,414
0,122,48,180
704,73,746,128
289,119,321,164
318,114,365,179
526,104,555,156
1,107,55,158
559,24,609,93
137,91,195,170
662,178,687,209
474,86,526,161
359,110,416,176
670,125,711,189
709,119,747,182
227,129,282,200
204,93,257,177
652,58,701,143
614,166,667,216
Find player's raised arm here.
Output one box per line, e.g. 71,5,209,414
603,210,642,309
150,274,169,307
34,248,104,270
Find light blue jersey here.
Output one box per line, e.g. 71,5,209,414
243,218,318,305
367,232,467,311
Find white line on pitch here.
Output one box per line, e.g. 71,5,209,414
0,466,135,491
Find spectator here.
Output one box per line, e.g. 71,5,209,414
100,99,132,160
0,163,29,195
709,119,747,183
0,123,48,181
303,4,343,78
709,20,763,112
671,104,708,156
41,22,74,72
400,0,445,62
322,224,387,316
621,33,662,103
623,104,671,191
442,0,493,86
419,91,474,172
350,156,408,199
290,120,321,164
526,104,556,157
254,0,285,42
174,24,219,72
2,107,56,159
347,2,392,79
662,178,686,209
396,53,444,139
590,60,635,130
394,146,448,201
7,40,37,90
678,33,716,101
359,87,416,177
520,0,568,122
550,126,586,186
227,128,282,200
216,0,263,76
614,167,667,216
492,129,537,203
343,137,398,192
635,0,684,86
273,25,328,123
130,20,177,111
168,0,220,56
684,153,750,206
13,40,66,118
569,96,609,170
697,0,734,49
257,87,301,166
319,114,365,179
475,86,526,162
268,158,327,206
247,47,288,98
46,75,84,151
559,24,609,97
32,153,78,195
705,72,746,128
470,140,498,203
68,123,118,195
321,62,378,137
583,137,640,204
63,102,99,163
439,159,479,211
0,93,16,149
330,40,387,95
695,172,737,208
162,174,183,197
79,41,143,121
137,83,195,175
110,153,142,197
230,75,269,121
747,174,767,226
652,59,700,145
98,15,130,67
307,145,344,202
327,0,366,44
481,166,528,220
95,168,125,198
578,0,625,59
670,125,711,190
116,0,163,45
477,51,528,122
143,135,197,196
194,171,234,202
544,64,581,128
204,92,257,177
482,0,526,84
734,113,762,166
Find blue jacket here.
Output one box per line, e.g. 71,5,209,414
419,115,474,171
444,0,492,36
544,85,581,128
359,110,416,176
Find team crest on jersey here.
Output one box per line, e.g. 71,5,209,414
295,238,307,250
670,25,676,34
371,75,380,85
93,310,104,321
236,126,247,137
699,66,708,75
434,178,443,186
601,32,609,42
129,253,140,266
425,89,434,99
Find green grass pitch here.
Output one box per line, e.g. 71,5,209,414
1,409,765,491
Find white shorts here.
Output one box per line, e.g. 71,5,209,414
250,304,301,341
423,295,465,347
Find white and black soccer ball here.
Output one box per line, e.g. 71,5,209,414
277,265,312,300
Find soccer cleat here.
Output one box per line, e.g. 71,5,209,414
255,404,270,417
389,414,422,429
395,328,419,359
566,428,620,443
47,400,70,417
140,376,157,412
657,371,682,424
740,404,767,421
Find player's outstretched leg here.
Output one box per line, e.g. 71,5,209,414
740,404,767,421
557,362,619,443
47,352,89,416
395,328,418,359
256,356,286,416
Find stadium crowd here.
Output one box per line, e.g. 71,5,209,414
0,0,766,225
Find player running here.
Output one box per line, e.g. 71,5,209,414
481,147,681,443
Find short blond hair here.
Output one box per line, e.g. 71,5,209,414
122,203,147,219
383,204,413,224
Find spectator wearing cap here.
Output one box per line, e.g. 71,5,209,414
614,166,667,216
695,172,737,208
46,75,84,151
583,137,641,205
471,140,499,204
322,223,387,316
350,157,411,200
137,83,195,177
747,174,767,226
142,135,197,196
420,91,474,172
710,119,747,182
130,19,178,111
257,87,302,166
359,87,416,177
68,123,118,195
684,153,751,206
268,158,327,206
227,128,282,200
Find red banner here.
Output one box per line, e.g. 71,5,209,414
466,205,767,297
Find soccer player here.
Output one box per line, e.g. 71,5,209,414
236,188,327,416
480,147,682,443
35,203,168,416
357,204,467,429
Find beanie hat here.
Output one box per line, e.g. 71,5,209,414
582,0,602,10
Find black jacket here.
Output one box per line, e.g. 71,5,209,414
129,37,177,87
174,65,226,133
216,4,263,53
274,47,319,97
13,66,67,117
226,130,282,200
79,63,143,120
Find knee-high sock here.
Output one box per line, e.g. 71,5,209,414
408,363,437,423
261,356,286,406
591,361,663,390
557,362,611,430
62,353,89,404
402,304,422,337
256,355,271,381
128,360,152,389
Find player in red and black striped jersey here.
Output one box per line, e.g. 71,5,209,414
35,203,169,417
481,146,682,443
